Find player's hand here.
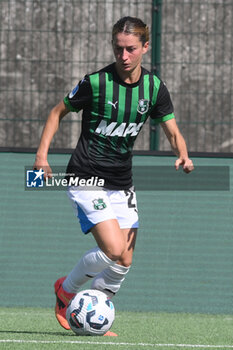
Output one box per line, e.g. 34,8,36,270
175,158,194,174
33,158,52,179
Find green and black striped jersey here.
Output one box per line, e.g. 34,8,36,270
64,63,174,189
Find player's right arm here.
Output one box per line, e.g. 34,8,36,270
33,100,69,177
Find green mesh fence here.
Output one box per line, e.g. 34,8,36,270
0,152,233,313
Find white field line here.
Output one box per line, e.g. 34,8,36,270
0,339,233,348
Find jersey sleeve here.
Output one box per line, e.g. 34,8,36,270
150,81,175,123
64,75,92,113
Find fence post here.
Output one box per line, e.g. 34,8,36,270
150,0,162,151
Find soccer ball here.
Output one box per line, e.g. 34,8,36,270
66,289,115,336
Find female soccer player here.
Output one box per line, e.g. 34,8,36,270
33,16,194,335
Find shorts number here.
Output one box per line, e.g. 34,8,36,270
124,190,137,209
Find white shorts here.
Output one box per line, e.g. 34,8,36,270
67,186,139,234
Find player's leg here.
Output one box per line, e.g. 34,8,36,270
54,187,138,330
54,188,123,330
91,227,137,297
91,218,126,260
63,219,124,293
90,188,138,297
54,218,125,330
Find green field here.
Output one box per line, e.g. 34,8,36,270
1,308,233,350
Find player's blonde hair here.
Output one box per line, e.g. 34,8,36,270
112,16,149,45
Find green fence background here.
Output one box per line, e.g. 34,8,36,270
0,0,233,152
1,152,233,314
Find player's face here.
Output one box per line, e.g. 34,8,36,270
112,33,149,76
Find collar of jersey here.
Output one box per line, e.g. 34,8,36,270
112,63,144,88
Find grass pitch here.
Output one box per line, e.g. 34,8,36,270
0,308,233,350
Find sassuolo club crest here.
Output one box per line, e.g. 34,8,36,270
137,99,149,114
93,198,107,210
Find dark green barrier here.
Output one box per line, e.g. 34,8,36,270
0,152,232,313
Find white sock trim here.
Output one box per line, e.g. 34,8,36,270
90,263,131,297
109,263,131,275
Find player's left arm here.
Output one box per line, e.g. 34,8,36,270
161,118,194,173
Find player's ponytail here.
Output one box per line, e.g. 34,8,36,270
112,16,149,45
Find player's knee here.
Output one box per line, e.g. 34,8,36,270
104,244,125,262
117,250,133,267
118,256,132,267
105,250,123,262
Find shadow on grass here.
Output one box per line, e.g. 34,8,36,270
0,330,77,337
